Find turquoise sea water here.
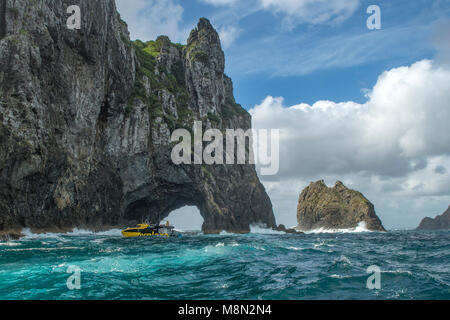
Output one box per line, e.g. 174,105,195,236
0,228,449,300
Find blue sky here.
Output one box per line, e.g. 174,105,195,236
117,0,450,230
118,0,447,107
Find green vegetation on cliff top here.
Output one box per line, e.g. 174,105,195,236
127,35,247,127
127,36,190,129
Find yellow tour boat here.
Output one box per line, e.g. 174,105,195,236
121,221,181,238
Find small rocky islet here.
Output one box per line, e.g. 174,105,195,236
295,180,386,232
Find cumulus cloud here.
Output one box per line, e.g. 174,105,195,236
250,25,450,228
251,59,450,181
116,0,188,43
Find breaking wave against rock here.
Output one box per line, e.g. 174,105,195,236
302,222,374,234
21,228,123,239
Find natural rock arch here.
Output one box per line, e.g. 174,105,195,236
0,0,276,235
165,206,204,231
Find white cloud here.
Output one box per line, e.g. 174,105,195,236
260,0,360,26
218,26,241,48
251,59,450,180
227,25,430,77
250,35,450,228
116,0,188,43
200,0,239,6
201,0,360,26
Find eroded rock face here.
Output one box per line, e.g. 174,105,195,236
296,181,386,231
0,0,275,235
417,206,450,230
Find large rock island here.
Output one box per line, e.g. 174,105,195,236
0,0,275,236
296,181,386,232
417,206,450,230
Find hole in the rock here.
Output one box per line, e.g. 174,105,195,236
166,206,204,232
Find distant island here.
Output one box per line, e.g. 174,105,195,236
296,180,386,232
417,205,450,230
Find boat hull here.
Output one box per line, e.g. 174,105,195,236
121,232,170,238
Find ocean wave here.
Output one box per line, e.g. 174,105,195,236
250,225,285,235
287,246,305,251
252,245,266,251
329,274,352,279
21,228,122,239
0,242,21,247
333,255,352,265
219,230,234,236
302,222,373,234
1,229,448,300
5,247,80,252
381,269,413,275
230,241,240,247
204,244,229,253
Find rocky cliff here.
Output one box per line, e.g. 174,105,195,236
296,181,385,231
0,0,276,235
417,206,450,230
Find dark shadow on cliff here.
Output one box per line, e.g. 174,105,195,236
0,1,276,236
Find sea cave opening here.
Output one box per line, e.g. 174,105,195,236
166,206,204,232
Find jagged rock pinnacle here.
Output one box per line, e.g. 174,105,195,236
187,17,221,49
198,17,215,31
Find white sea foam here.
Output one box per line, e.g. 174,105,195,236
252,246,266,251
250,225,285,235
0,242,21,247
330,274,351,279
21,227,122,239
287,246,305,251
301,222,373,234
5,247,80,252
219,230,234,236
21,228,63,240
334,255,352,265
381,269,413,275
204,244,229,253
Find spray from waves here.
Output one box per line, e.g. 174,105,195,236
301,222,373,234
17,221,373,240
0,242,21,247
249,225,285,235
210,225,287,236
21,227,123,239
